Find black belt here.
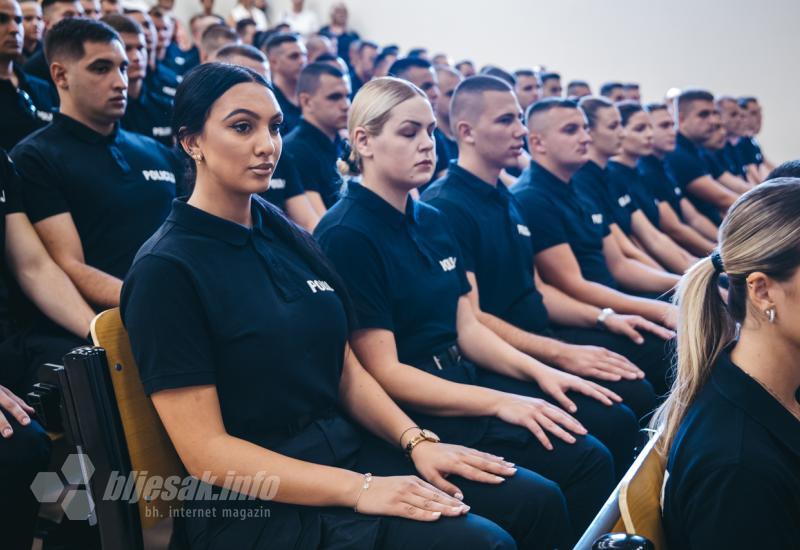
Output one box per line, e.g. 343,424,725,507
276,406,340,438
414,344,462,372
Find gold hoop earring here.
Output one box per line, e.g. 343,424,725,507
766,308,776,324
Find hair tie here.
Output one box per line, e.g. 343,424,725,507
710,250,725,274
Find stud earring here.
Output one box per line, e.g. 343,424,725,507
766,308,776,324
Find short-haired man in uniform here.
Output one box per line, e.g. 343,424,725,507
19,0,43,60
422,78,674,414
264,32,307,134
599,82,625,102
199,21,239,62
432,64,462,178
11,18,180,309
283,62,349,214
103,13,173,146
513,69,541,113
663,89,740,226
503,98,679,396
622,83,640,101
539,71,562,98
0,0,57,150
23,0,83,86
347,38,376,96
736,96,773,181
638,103,718,254
566,80,591,99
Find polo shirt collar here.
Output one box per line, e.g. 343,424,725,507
713,349,800,459
525,161,572,198
677,132,699,154
344,180,418,228
297,118,340,154
448,162,511,202
167,197,272,246
53,113,120,145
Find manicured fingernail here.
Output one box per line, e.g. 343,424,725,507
2,428,12,437
494,476,505,482
637,338,644,344
570,405,577,412
432,512,441,518
504,461,515,467
21,416,30,425
454,492,463,500
462,505,470,512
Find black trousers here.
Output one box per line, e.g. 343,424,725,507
0,413,52,550
550,326,674,401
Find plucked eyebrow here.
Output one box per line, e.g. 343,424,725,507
223,108,260,121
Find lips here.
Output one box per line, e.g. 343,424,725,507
249,162,275,175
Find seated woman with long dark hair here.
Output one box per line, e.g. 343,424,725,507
121,62,570,549
315,77,626,547
653,178,800,548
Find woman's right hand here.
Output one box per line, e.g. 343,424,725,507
355,475,470,521
494,393,587,451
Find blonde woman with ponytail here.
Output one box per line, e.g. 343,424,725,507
653,177,800,549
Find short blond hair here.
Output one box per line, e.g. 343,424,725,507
348,77,425,168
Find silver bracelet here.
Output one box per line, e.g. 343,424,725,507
353,472,373,512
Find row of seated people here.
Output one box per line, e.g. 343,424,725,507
0,12,796,550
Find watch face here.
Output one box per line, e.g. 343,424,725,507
421,430,440,442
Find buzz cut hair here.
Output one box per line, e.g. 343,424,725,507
525,97,578,126
44,18,121,64
450,75,513,131
297,62,345,96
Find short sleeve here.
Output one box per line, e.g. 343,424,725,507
676,466,800,549
514,192,571,254
665,149,709,190
316,226,393,332
120,254,216,395
10,143,69,223
0,153,24,215
425,199,480,273
280,155,305,199
290,144,322,194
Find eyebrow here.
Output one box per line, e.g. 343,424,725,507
223,108,261,121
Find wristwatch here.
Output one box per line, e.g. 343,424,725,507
404,429,440,456
596,307,616,328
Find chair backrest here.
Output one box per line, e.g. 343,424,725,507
617,435,667,549
91,308,186,529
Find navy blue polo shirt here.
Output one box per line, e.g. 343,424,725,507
0,66,57,151
122,195,351,453
664,133,722,225
513,162,617,289
663,349,800,549
284,119,344,209
11,114,179,279
271,83,302,135
716,142,745,178
315,181,471,365
22,49,52,87
121,84,174,147
422,163,550,335
638,155,684,221
0,151,24,331
161,43,200,76
259,153,305,212
699,147,725,179
144,68,178,101
736,136,763,166
574,160,638,236
607,160,659,229
433,129,459,177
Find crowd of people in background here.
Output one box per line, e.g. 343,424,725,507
0,1,797,549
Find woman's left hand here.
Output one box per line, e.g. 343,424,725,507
410,441,516,499
534,366,622,413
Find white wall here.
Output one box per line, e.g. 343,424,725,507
175,0,800,164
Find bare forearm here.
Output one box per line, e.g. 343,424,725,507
560,276,666,323
662,216,715,256
338,352,419,447
718,173,751,195
639,230,692,273
538,282,600,328
61,260,123,308
611,258,679,293
185,433,364,507
475,310,564,365
457,315,546,383
15,261,94,337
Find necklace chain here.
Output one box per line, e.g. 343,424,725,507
741,369,800,422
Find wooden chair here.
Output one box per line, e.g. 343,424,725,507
57,308,185,550
574,434,668,549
